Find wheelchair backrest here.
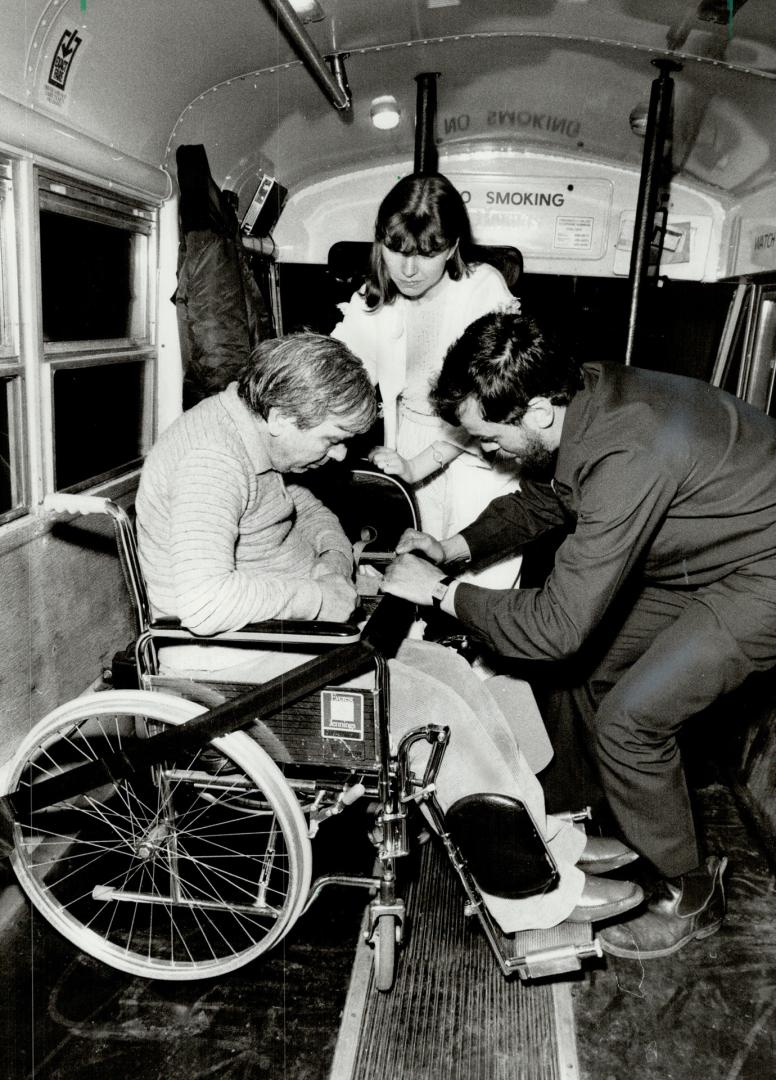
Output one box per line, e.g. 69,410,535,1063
333,466,418,561
45,467,417,642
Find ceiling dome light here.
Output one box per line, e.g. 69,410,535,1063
288,0,324,23
370,95,401,131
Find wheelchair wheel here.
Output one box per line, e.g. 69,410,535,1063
6,690,312,981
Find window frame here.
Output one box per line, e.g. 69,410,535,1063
47,348,156,494
0,159,27,525
36,169,158,495
713,276,776,416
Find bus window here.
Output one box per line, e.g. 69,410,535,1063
40,212,134,342
37,173,156,493
0,376,24,518
51,359,148,491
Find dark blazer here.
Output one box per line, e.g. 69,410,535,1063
454,362,776,658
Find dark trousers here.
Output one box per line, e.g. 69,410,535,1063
560,561,776,878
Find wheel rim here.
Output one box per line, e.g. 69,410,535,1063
8,691,312,980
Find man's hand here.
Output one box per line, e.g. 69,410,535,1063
312,550,353,581
317,573,358,621
368,446,413,483
394,528,445,563
381,553,446,606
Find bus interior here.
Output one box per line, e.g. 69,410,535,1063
0,2,775,1078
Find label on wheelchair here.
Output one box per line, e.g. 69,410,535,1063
320,690,365,741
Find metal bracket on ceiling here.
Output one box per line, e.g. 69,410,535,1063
261,0,352,110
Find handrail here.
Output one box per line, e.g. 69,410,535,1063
261,0,351,110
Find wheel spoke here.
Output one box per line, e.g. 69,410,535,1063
8,694,311,979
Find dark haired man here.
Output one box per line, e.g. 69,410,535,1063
382,311,776,959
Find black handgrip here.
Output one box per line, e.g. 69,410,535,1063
8,595,416,818
10,641,376,817
359,591,416,657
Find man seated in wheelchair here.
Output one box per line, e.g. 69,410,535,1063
136,332,642,934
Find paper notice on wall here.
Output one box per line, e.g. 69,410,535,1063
554,216,595,250
750,225,776,270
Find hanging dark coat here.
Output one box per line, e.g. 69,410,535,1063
174,144,273,410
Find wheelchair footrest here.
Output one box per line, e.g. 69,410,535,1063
502,922,602,980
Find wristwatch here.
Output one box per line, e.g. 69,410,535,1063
430,575,456,609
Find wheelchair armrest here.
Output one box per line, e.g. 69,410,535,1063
147,617,362,646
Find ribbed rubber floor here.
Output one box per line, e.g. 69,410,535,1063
333,843,582,1080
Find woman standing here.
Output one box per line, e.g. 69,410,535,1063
332,173,522,588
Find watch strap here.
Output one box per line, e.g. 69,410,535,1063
431,575,456,609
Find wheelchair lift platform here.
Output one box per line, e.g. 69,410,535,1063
331,841,586,1080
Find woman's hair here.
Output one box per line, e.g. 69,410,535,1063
362,173,474,309
238,332,377,432
432,312,584,426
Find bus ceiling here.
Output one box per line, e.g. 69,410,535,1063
1,1,775,275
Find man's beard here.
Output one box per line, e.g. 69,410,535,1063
495,437,557,481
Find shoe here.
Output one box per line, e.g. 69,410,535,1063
598,855,727,959
565,874,645,924
576,834,639,875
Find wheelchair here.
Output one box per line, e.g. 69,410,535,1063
2,467,601,990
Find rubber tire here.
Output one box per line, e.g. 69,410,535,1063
5,689,312,980
372,913,398,992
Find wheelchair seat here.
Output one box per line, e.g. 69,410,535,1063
47,463,417,682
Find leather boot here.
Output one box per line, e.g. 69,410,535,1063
598,855,728,959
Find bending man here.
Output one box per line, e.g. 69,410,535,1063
382,311,776,959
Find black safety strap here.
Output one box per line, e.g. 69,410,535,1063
3,594,415,826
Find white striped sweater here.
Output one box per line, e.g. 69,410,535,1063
136,383,353,635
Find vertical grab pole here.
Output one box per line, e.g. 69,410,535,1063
414,72,440,174
624,59,682,367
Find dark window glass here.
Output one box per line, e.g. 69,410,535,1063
40,210,133,341
53,362,145,489
0,381,12,513
279,263,348,335
639,281,736,384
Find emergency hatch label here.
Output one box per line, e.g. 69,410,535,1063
449,176,611,258
44,28,84,110
751,226,776,269
321,690,365,741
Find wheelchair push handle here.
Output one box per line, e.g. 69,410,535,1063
43,493,113,518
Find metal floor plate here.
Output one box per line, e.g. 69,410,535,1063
331,842,583,1080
